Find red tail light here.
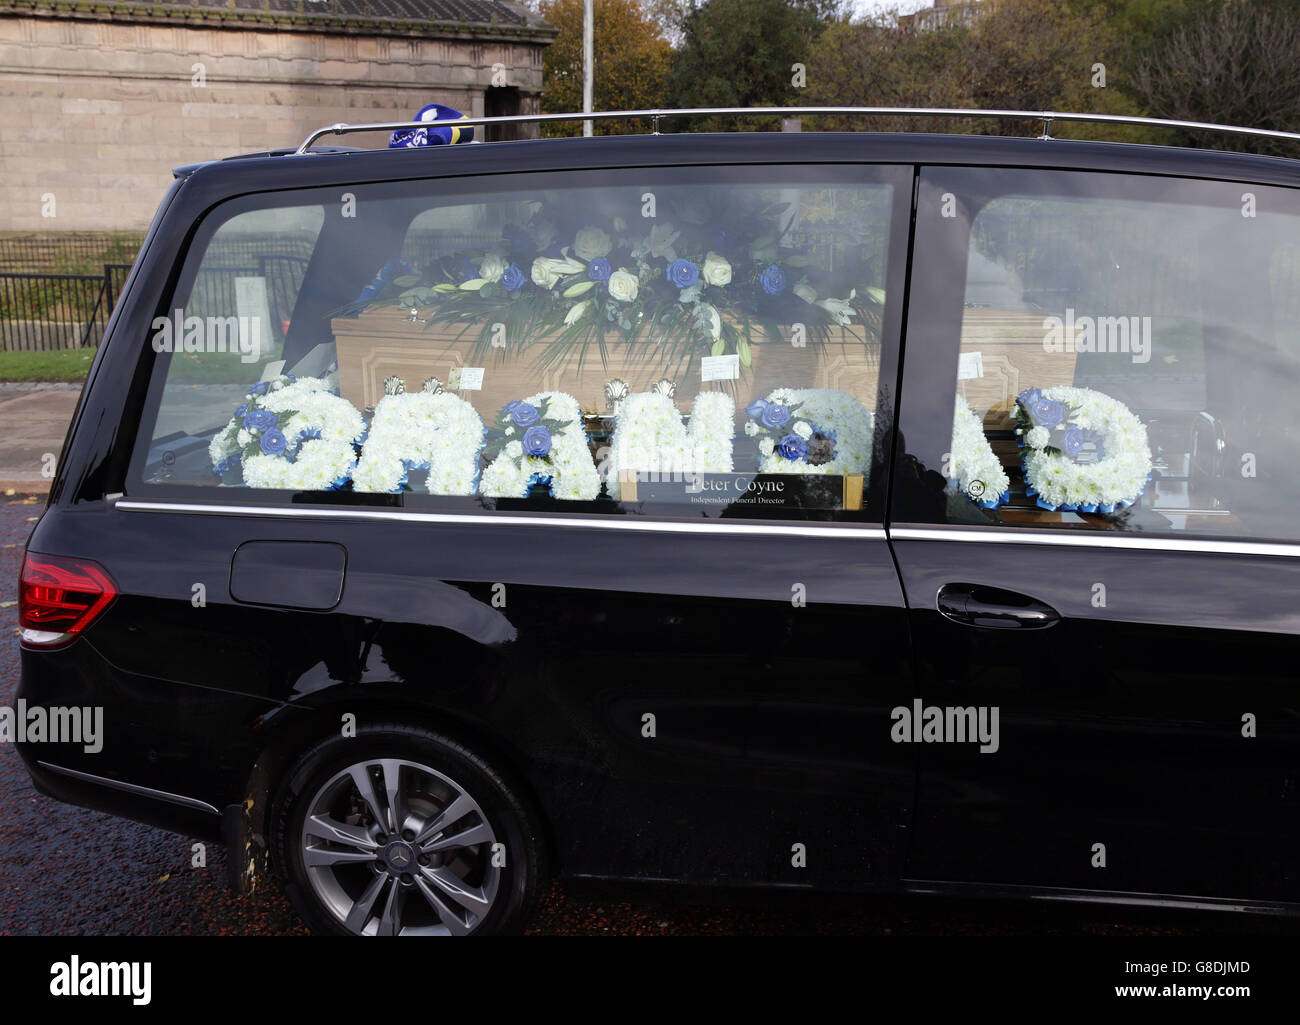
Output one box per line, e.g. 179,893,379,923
19,552,117,648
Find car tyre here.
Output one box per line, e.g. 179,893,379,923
272,722,546,935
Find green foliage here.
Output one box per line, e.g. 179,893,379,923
666,0,835,129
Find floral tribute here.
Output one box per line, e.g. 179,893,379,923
744,388,873,479
479,391,601,501
1014,385,1153,512
949,398,1010,509
605,390,736,488
209,373,367,490
342,190,884,370
351,377,486,495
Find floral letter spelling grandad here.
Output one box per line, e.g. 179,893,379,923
949,398,1010,508
1015,385,1152,512
605,391,736,487
209,373,367,490
351,383,486,495
479,391,601,500
744,388,873,479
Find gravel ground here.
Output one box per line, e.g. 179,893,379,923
1,493,1297,937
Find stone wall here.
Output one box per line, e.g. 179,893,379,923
0,13,548,230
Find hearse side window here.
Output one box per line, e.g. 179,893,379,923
939,177,1300,541
133,172,897,522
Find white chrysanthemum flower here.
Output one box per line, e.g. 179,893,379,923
605,391,736,484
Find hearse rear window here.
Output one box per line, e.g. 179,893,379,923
132,169,901,522
934,173,1300,542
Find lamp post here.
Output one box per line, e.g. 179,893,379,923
582,0,593,137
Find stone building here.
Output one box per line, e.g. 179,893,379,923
0,0,556,231
906,0,988,31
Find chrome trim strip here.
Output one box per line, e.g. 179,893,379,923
36,761,221,816
904,878,1292,915
115,499,886,541
891,526,1300,558
296,105,1300,154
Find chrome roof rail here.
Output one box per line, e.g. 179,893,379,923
295,106,1300,155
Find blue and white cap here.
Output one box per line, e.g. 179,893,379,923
388,103,474,148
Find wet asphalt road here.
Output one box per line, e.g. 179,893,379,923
1,493,1298,937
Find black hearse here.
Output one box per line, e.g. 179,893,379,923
17,107,1300,934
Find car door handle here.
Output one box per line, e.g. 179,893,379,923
936,583,1060,630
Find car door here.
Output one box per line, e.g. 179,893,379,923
889,164,1300,904
119,149,923,892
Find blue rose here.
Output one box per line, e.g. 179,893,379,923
760,402,791,429
522,424,552,457
501,263,525,292
745,398,769,418
1062,425,1085,459
509,402,540,427
667,258,699,289
259,428,287,456
777,433,809,460
250,381,269,396
243,409,277,432
1030,399,1065,429
1018,387,1042,409
233,403,247,419
760,265,786,295
588,257,611,282
357,257,415,301
460,257,478,282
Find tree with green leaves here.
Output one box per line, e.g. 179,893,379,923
666,0,841,128
537,0,673,135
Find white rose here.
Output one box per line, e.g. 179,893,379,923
608,269,639,302
701,251,732,287
478,253,508,281
531,258,561,290
793,420,813,440
793,280,817,303
573,227,613,262
1026,426,1050,448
